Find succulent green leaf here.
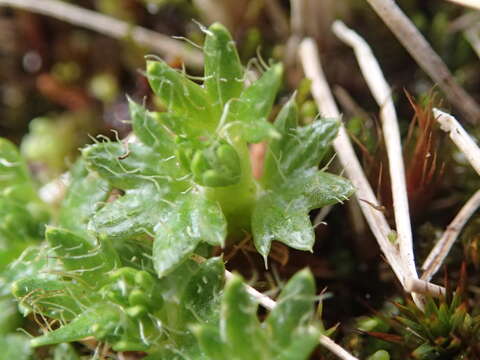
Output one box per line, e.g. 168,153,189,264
263,99,340,187
82,141,182,191
59,159,111,238
12,277,88,321
193,324,228,360
275,326,320,360
253,169,354,259
221,274,266,360
89,185,168,241
252,193,314,258
190,140,242,187
46,227,119,284
30,304,121,347
267,269,316,353
153,193,226,277
129,97,176,154
204,22,244,109
229,64,283,142
281,169,355,210
0,245,49,297
180,257,224,324
0,198,40,271
146,60,217,132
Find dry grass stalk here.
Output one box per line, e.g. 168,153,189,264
298,38,406,287
405,278,446,297
446,0,480,10
422,189,480,281
0,0,204,69
365,0,480,124
332,20,420,294
433,108,480,176
464,24,480,59
298,38,446,301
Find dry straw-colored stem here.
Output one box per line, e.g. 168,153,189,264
405,278,446,297
0,0,203,69
433,108,480,176
298,38,446,301
366,0,480,124
464,25,480,60
446,0,480,10
298,38,405,286
422,189,480,281
332,19,419,293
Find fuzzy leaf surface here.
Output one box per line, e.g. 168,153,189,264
204,22,244,109
46,227,118,284
153,193,226,277
228,64,283,142
146,60,217,132
252,169,354,258
129,97,176,154
267,269,316,354
58,159,111,238
89,185,169,240
263,99,340,187
83,141,182,191
180,257,224,324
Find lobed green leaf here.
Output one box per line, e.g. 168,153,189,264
46,227,119,284
228,64,283,142
129,97,176,154
204,22,244,110
263,98,340,187
221,274,266,360
153,193,226,277
146,60,218,133
58,159,111,238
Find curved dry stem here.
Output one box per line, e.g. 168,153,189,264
446,0,480,10
332,20,422,306
365,0,480,124
422,189,480,281
433,108,480,176
0,0,203,69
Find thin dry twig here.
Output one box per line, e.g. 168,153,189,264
0,0,203,69
298,38,405,286
422,189,480,281
464,24,480,59
446,0,480,10
332,19,419,294
366,0,480,124
433,108,480,176
298,38,446,301
405,278,446,297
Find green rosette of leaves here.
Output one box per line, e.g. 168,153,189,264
82,22,354,278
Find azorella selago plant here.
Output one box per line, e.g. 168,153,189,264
82,22,354,277
3,22,354,357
